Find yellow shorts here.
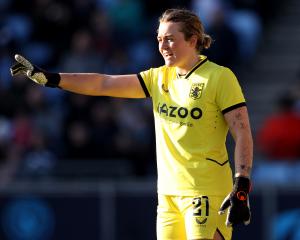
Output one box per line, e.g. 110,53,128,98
156,194,232,240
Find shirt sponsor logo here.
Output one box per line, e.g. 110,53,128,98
157,102,202,120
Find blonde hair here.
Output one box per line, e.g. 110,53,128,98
159,8,212,53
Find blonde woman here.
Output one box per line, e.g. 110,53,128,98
11,8,253,240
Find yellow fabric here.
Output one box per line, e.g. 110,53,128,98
157,194,232,240
139,56,246,196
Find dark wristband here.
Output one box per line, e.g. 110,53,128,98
44,72,61,88
234,177,251,193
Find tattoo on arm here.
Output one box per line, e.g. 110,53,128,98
234,111,246,129
238,164,252,175
225,107,253,177
228,110,247,130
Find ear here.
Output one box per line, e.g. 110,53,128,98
189,35,198,48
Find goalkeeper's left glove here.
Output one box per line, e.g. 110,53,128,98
10,54,60,88
218,176,251,227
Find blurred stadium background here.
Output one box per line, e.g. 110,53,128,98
1,0,300,239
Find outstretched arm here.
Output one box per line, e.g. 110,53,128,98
10,54,147,99
59,73,146,98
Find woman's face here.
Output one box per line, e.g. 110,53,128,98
157,21,196,69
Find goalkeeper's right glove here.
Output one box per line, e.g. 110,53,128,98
10,54,61,88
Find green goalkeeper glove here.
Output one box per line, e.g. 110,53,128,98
218,176,251,227
10,54,60,88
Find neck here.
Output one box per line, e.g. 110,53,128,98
176,54,200,75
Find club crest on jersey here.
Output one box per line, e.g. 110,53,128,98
189,83,204,100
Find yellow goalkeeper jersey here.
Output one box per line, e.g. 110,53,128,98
138,55,246,196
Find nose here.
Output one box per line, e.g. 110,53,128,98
160,40,169,50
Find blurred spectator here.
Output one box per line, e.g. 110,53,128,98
24,84,63,153
70,0,96,31
192,0,262,65
0,145,23,187
0,117,13,162
231,0,283,25
63,94,91,122
256,92,300,160
60,29,104,73
20,128,57,180
11,110,33,150
111,99,155,176
227,9,262,62
1,75,28,117
88,99,118,158
105,0,145,44
191,0,223,29
63,119,95,160
62,94,95,159
29,0,72,66
192,0,239,68
104,47,131,74
89,9,113,57
2,13,32,48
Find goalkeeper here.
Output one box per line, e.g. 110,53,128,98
11,8,253,240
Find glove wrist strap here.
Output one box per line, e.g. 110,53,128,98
44,72,61,88
234,176,251,193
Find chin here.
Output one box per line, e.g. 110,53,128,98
164,60,176,67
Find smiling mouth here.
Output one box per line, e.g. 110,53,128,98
164,53,174,58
